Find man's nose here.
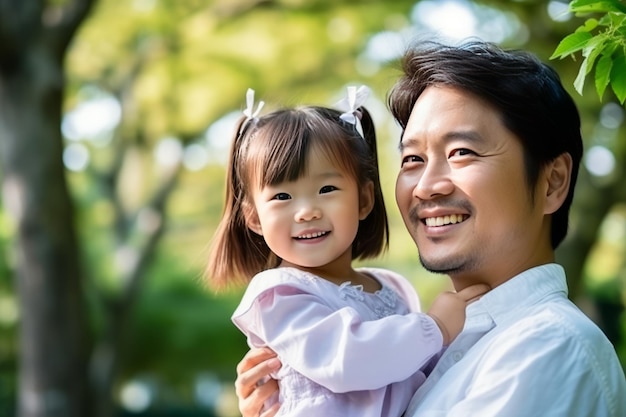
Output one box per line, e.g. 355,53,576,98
413,162,454,200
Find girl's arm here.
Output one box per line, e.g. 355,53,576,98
232,283,489,415
233,285,442,393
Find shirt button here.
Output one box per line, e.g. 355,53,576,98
452,351,463,362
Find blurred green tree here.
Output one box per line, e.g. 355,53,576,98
550,0,626,361
1,1,625,417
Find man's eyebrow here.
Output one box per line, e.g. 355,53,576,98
399,130,484,151
398,137,417,152
444,130,485,145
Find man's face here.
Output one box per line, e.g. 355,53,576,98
395,86,553,289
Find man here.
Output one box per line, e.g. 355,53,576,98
234,40,626,416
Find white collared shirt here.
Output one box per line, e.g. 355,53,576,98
404,263,626,417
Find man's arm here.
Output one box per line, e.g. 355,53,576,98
235,347,281,417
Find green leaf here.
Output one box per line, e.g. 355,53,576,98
618,19,626,35
551,31,593,59
581,32,607,60
579,18,599,32
570,0,626,14
609,55,626,103
574,56,591,94
598,13,614,26
594,54,613,99
607,11,626,30
602,40,619,56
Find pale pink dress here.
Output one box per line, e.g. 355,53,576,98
232,267,443,417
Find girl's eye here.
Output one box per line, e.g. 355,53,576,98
320,185,337,194
272,192,291,201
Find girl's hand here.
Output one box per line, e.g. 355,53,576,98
235,347,282,417
427,284,490,345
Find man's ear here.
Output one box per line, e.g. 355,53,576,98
359,181,375,221
243,200,263,235
543,153,572,215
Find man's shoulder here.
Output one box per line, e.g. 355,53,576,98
497,298,610,349
485,298,621,381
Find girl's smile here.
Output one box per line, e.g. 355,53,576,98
294,230,330,241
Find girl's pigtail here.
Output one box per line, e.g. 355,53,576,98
206,115,251,290
207,89,270,290
358,106,377,163
354,106,390,257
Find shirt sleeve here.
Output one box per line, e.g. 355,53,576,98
232,284,443,393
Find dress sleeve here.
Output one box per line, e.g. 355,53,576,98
232,283,443,393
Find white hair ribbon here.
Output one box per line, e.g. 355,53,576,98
239,88,265,135
336,85,370,138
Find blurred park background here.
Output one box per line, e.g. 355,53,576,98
0,0,625,416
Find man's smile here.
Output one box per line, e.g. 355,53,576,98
424,214,468,227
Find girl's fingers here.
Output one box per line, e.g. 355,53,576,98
458,284,491,303
235,348,281,417
260,401,280,417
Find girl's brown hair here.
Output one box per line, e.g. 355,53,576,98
207,104,388,289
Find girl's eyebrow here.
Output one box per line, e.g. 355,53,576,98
312,171,346,181
263,170,344,187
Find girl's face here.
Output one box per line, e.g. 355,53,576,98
246,148,373,277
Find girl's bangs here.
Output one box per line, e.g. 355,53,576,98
245,108,361,189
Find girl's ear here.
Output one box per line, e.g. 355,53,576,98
359,181,375,221
243,200,263,235
543,152,572,215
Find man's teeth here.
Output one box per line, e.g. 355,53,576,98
425,214,467,227
297,231,328,239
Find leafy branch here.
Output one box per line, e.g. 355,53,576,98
551,0,626,104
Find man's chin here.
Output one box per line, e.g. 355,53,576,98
419,255,467,275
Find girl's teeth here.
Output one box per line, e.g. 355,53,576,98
298,231,327,239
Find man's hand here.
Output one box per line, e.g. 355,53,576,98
235,347,282,417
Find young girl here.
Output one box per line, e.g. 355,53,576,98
207,87,486,417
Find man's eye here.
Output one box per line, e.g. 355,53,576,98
450,148,475,157
272,192,291,200
401,155,422,166
320,185,337,194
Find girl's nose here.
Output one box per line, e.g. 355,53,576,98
295,203,322,222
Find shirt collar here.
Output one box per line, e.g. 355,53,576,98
466,263,568,326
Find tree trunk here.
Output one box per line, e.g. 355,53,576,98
0,1,95,416
0,50,90,417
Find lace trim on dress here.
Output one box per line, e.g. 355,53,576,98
372,286,398,318
287,270,403,319
375,286,397,308
338,281,402,319
338,282,365,302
